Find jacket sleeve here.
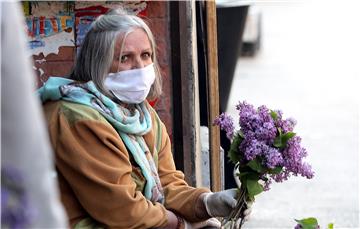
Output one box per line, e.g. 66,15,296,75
156,120,211,222
48,104,168,228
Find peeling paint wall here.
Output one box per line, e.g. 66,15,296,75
25,2,74,56
23,1,148,87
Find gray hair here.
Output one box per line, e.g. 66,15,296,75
70,10,162,100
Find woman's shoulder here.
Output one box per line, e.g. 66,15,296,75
43,100,108,125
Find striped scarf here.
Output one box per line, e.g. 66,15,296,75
38,77,164,203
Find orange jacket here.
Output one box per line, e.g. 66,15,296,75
43,100,210,228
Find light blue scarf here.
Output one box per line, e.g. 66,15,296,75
38,77,164,203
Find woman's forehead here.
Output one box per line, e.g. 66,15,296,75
114,28,151,52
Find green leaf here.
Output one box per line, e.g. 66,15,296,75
294,218,319,229
281,132,296,145
227,134,243,164
270,110,278,121
241,171,260,180
246,179,263,198
247,159,266,173
238,171,249,178
228,150,240,165
273,135,283,148
269,166,283,174
273,132,296,149
328,223,334,229
295,217,318,224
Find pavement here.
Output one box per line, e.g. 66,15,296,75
224,1,359,228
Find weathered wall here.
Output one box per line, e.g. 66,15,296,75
23,1,173,136
146,2,172,137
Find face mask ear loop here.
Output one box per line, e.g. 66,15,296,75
117,31,132,72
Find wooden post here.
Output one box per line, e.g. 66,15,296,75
206,0,222,192
170,1,202,187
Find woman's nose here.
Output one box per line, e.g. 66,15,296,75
132,57,144,69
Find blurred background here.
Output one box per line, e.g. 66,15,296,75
222,0,359,227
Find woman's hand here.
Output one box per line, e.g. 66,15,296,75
202,189,238,217
201,190,253,223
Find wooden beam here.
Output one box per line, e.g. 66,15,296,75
170,1,202,187
206,0,222,192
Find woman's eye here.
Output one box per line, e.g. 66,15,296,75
142,52,152,59
120,55,129,63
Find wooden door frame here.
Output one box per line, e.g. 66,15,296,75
170,0,202,187
170,0,221,191
205,0,221,192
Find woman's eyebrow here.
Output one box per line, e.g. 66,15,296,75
120,51,133,54
116,51,134,57
116,47,152,56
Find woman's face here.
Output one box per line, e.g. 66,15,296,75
109,28,153,73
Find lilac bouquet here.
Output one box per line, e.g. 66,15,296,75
214,101,314,228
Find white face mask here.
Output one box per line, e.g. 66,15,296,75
104,63,156,104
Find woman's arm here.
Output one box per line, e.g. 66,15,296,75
151,114,211,222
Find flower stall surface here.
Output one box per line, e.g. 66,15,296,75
214,101,314,228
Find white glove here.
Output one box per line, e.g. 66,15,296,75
203,189,238,217
184,217,221,229
242,201,253,221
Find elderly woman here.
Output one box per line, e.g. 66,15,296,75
38,10,244,228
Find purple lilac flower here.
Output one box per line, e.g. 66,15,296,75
236,101,256,117
258,105,272,123
237,101,277,144
255,121,277,144
241,139,265,161
221,101,314,191
281,136,314,179
272,170,291,183
263,179,272,191
213,113,235,140
236,101,257,130
260,175,272,191
278,117,297,133
265,147,283,168
299,163,315,179
283,136,303,163
1,166,34,229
